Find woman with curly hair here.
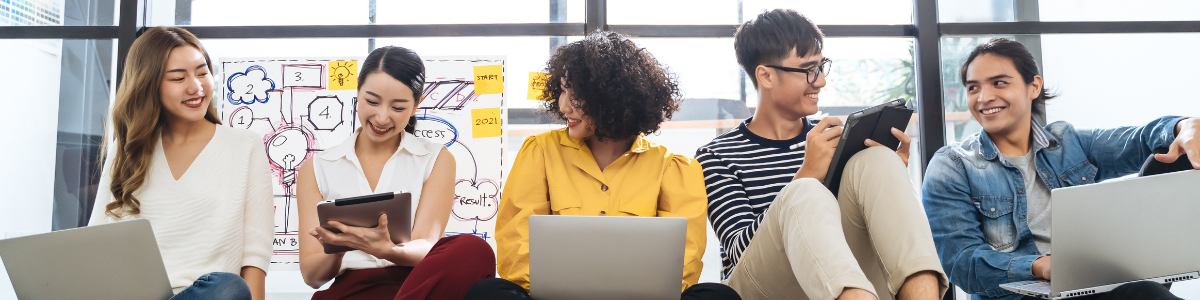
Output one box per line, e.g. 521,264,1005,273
464,32,740,300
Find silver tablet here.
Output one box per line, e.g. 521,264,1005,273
316,192,412,254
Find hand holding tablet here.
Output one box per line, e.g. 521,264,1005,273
313,192,413,254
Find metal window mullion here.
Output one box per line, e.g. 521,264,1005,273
114,0,145,87
914,0,945,177
585,0,607,33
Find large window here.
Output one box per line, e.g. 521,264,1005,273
5,0,1200,299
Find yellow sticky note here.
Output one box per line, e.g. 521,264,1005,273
527,72,551,101
328,60,358,90
471,107,502,138
473,65,504,95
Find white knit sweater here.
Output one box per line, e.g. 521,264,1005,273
89,125,273,293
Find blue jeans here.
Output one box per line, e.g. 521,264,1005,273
170,272,251,300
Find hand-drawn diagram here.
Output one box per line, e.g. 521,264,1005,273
220,56,506,269
417,59,506,244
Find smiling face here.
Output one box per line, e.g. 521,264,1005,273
761,50,826,119
964,53,1042,139
558,87,594,140
159,46,213,123
356,70,417,144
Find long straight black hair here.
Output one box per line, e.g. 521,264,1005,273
358,45,425,134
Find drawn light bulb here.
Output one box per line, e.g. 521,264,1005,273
267,128,312,188
329,62,355,87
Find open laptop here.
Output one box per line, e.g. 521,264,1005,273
1001,170,1200,299
529,215,687,300
0,219,174,300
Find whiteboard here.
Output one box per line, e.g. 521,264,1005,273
218,56,507,270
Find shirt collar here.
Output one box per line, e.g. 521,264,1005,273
980,119,1056,160
319,130,429,161
557,129,652,154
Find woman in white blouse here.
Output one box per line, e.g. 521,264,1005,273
296,45,495,300
89,27,273,300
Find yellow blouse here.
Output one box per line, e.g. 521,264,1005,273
496,128,708,293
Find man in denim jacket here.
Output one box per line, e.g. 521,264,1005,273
922,38,1199,300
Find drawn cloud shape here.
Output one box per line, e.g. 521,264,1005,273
227,65,275,105
451,179,500,221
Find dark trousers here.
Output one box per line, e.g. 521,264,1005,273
1020,281,1179,300
311,234,496,300
465,277,741,300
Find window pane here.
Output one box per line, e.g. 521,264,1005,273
940,0,1200,23
155,0,370,26
788,37,915,108
609,0,912,25
941,33,1200,145
1040,0,1200,22
3,0,114,26
631,38,741,101
377,0,585,24
0,38,115,237
742,0,912,25
155,0,583,26
607,0,739,25
938,0,1015,23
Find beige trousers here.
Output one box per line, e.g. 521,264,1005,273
725,146,947,300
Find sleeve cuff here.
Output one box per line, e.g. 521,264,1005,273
1008,254,1041,282
243,255,271,274
1159,116,1189,148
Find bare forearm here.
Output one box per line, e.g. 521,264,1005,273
299,252,344,288
378,239,434,267
240,266,266,300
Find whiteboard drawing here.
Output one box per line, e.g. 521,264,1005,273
220,56,506,269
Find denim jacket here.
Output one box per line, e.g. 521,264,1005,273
922,116,1185,300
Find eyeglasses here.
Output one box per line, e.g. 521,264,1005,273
764,58,833,84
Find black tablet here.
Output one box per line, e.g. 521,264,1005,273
822,98,913,196
316,192,412,254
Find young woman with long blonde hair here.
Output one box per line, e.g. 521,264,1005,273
89,27,273,300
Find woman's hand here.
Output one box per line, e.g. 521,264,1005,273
311,214,398,258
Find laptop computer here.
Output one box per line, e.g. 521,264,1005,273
529,215,687,300
1001,170,1200,299
0,219,174,300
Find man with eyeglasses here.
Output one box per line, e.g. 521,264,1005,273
695,9,947,300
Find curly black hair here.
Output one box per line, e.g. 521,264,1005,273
541,31,683,141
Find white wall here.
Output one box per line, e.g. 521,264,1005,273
0,39,65,300
1043,33,1200,128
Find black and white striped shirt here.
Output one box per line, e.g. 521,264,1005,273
695,118,814,279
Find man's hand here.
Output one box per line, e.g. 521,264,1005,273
865,127,912,167
311,214,398,258
1155,118,1200,170
1033,256,1052,280
794,117,844,182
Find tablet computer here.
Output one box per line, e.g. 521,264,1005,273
822,98,913,196
316,192,413,254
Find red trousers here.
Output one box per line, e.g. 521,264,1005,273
311,234,496,300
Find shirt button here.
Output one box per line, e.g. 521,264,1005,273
1021,215,1027,219
990,207,996,212
1018,189,1024,194
601,184,608,192
600,211,607,216
1082,177,1087,181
